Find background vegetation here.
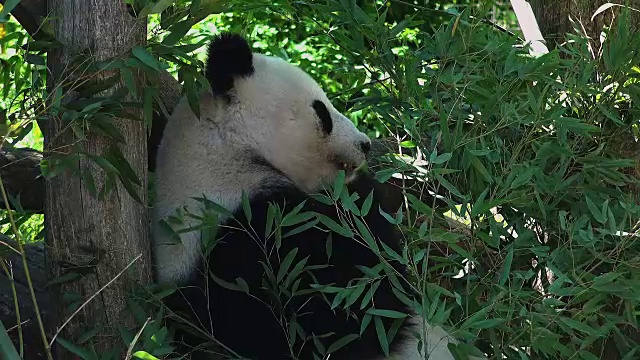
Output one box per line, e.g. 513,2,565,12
1,0,640,359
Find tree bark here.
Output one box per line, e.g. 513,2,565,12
44,1,150,357
529,0,640,50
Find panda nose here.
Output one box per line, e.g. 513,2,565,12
359,140,371,154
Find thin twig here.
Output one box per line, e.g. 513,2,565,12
6,319,31,333
49,253,142,347
0,260,24,357
125,316,152,360
0,240,21,255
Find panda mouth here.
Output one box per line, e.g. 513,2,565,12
338,162,358,172
332,154,365,174
334,158,365,174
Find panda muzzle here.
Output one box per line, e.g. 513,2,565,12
334,156,365,173
339,162,357,171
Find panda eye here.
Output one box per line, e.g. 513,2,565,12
312,100,333,135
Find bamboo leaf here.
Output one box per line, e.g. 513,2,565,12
0,320,20,360
277,247,299,283
327,334,359,354
374,316,390,356
360,190,374,216
367,308,408,319
241,190,252,223
591,3,619,21
132,46,161,71
0,0,22,20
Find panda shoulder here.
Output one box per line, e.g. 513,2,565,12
212,180,335,272
241,179,311,220
228,177,332,227
229,172,402,245
240,173,402,229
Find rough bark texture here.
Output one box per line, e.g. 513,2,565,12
43,1,150,357
0,73,181,214
529,0,640,50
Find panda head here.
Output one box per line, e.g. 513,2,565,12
203,33,372,193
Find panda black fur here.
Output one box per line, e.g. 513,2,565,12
151,33,482,360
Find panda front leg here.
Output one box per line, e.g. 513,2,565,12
199,185,485,360
375,316,487,360
200,186,411,360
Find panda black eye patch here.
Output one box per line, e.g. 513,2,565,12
312,100,333,135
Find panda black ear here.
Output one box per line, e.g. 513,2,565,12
205,33,254,97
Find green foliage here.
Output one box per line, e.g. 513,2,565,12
49,284,178,360
272,3,640,359
0,10,46,245
154,2,640,359
0,14,45,151
0,319,21,360
2,0,640,359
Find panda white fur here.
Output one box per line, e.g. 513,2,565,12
151,33,483,360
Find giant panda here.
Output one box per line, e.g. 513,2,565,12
150,32,483,360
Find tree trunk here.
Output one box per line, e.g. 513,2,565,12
529,0,640,50
44,1,150,358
